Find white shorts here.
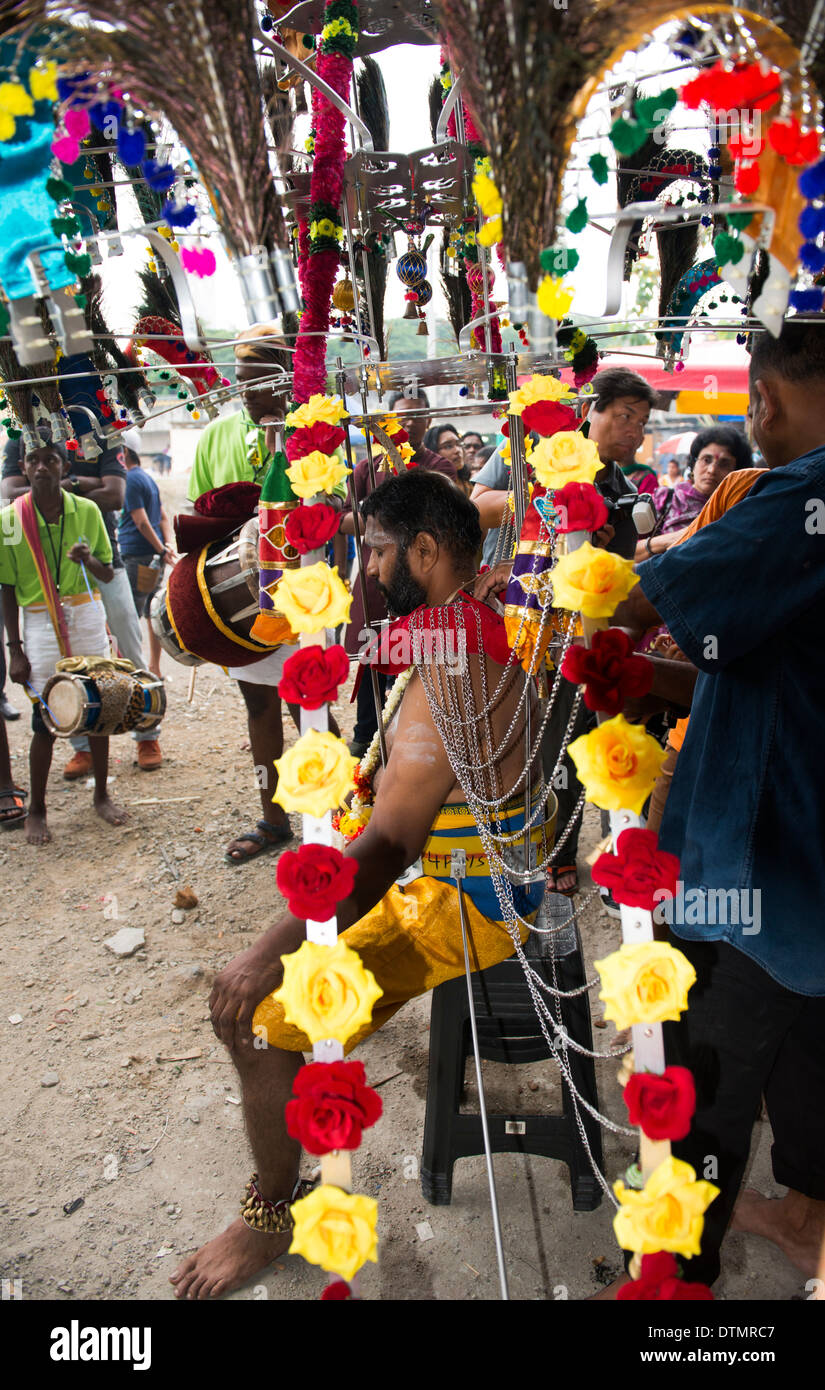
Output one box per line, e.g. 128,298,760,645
23,597,110,698
227,645,291,687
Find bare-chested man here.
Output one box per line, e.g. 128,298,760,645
171,469,551,1299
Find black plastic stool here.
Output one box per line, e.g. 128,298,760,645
420,912,603,1210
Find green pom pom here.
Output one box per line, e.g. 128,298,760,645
540,245,580,275
51,216,81,238
588,153,609,186
713,232,744,265
65,251,92,278
565,199,588,235
302,34,315,48
74,294,87,308
46,176,73,202
727,211,752,231
635,88,677,129
610,117,647,156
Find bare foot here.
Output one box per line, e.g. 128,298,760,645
94,795,128,827
731,1188,825,1277
169,1217,290,1300
25,809,51,845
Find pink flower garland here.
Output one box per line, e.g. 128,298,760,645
292,50,354,403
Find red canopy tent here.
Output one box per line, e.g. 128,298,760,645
559,351,749,394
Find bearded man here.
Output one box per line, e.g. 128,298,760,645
171,469,554,1299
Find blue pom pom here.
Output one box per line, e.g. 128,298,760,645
261,13,274,29
117,127,146,166
708,146,720,159
459,387,469,397
700,216,712,227
789,287,825,312
799,159,825,200
143,159,176,192
89,99,122,133
697,189,710,204
162,199,197,228
800,241,825,273
736,333,747,344
798,204,825,238
709,165,722,180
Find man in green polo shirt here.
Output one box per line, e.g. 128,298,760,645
0,441,127,843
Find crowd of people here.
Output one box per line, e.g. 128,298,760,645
2,316,822,1302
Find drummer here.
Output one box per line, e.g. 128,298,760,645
187,322,339,865
0,440,127,844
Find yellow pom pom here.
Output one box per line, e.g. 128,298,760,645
29,62,59,104
192,410,201,420
170,240,180,252
0,83,34,118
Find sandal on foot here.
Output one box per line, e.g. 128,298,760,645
549,863,579,896
0,785,27,830
225,819,294,865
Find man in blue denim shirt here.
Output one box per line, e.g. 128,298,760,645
613,319,825,1290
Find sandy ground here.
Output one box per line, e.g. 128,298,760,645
0,478,806,1303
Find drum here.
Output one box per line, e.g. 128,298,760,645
237,515,260,601
159,524,287,668
149,581,204,666
41,668,166,737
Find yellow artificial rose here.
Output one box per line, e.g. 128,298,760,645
613,1156,719,1258
537,274,574,320
274,938,383,1046
568,713,667,813
289,1184,378,1281
531,432,602,490
550,541,638,617
273,562,352,635
499,435,534,465
508,374,573,416
273,729,357,817
594,940,696,1030
286,394,349,429
285,449,351,499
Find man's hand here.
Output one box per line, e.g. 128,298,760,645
9,649,30,688
209,932,293,1049
67,540,91,566
592,523,616,548
470,561,513,605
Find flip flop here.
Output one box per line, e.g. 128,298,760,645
0,785,27,830
225,819,294,865
549,863,579,897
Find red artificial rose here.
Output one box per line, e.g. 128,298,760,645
591,826,680,911
278,643,349,710
617,1252,713,1301
521,399,578,437
276,842,358,920
285,421,346,460
321,1280,353,1300
560,628,652,715
623,1065,696,1141
551,480,609,534
284,502,341,555
285,1059,383,1155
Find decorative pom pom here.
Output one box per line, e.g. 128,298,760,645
799,205,825,238
117,126,146,166
800,241,825,273
162,200,197,228
789,287,825,311
142,159,176,192
799,158,825,200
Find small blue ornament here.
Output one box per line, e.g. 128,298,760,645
396,250,426,287
118,127,146,166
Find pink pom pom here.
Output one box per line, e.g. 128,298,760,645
181,245,217,278
51,135,81,164
65,108,91,140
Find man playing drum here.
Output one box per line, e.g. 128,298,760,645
0,441,127,844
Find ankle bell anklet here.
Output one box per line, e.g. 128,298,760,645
240,1173,314,1234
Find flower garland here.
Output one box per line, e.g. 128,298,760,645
291,1,359,402
528,501,718,1298
334,665,416,841
252,391,383,1297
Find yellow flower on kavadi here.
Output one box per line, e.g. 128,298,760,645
613,1156,719,1258
531,433,601,490
550,542,637,618
274,938,383,1046
289,1184,378,1281
568,714,666,813
286,394,349,429
273,729,358,817
273,562,352,635
508,374,573,416
285,449,350,499
594,940,696,1030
